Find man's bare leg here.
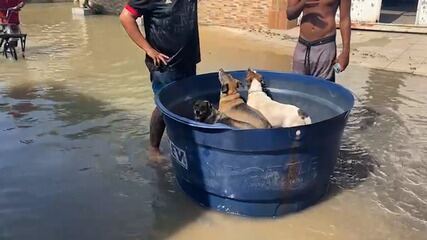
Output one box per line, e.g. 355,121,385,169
148,107,167,164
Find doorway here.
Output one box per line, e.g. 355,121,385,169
379,0,419,24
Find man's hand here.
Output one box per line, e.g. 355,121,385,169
338,0,351,72
146,48,170,66
120,8,168,65
336,52,350,72
287,0,307,20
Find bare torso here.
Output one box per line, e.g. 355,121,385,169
300,0,339,41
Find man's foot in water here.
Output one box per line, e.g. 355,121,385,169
147,147,168,168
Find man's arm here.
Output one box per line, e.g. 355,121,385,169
119,8,169,66
286,0,306,20
337,0,351,71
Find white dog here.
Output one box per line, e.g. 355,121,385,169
246,69,312,128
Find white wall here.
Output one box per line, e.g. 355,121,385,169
299,0,427,27
416,0,427,25
336,0,383,23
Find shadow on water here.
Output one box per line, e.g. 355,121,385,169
326,68,407,199
357,69,427,223
323,68,407,200
328,133,377,196
144,159,207,240
0,80,207,240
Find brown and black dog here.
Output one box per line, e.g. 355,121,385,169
218,69,272,129
193,100,255,129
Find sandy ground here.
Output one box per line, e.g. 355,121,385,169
210,25,427,76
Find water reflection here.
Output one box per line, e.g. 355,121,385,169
339,67,427,230
0,3,426,240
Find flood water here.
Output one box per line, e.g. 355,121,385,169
1,3,426,240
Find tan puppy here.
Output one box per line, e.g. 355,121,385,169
193,100,256,129
218,69,272,129
246,69,312,128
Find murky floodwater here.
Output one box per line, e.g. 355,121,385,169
1,3,426,240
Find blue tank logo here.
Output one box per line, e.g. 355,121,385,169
170,141,188,170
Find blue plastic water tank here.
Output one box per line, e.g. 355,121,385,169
155,70,354,217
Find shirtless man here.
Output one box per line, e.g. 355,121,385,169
287,0,351,82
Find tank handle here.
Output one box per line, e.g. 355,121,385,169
288,128,304,141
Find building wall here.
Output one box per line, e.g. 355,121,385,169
333,0,382,23
90,0,126,15
27,0,72,2
416,0,427,25
89,0,295,30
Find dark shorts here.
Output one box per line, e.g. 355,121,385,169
150,64,196,95
292,35,337,82
1,25,21,42
2,24,21,34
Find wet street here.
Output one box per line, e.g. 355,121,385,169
0,3,426,240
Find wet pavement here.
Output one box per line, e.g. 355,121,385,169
0,3,426,240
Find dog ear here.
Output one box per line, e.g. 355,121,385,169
192,100,199,108
221,83,229,94
218,69,225,82
196,99,206,106
206,101,212,108
203,100,210,109
247,68,257,80
248,68,256,73
298,109,309,119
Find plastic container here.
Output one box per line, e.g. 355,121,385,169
155,70,354,217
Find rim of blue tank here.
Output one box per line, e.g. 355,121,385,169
154,70,355,130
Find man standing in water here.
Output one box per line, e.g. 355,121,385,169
0,0,25,34
287,0,351,82
120,0,200,161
